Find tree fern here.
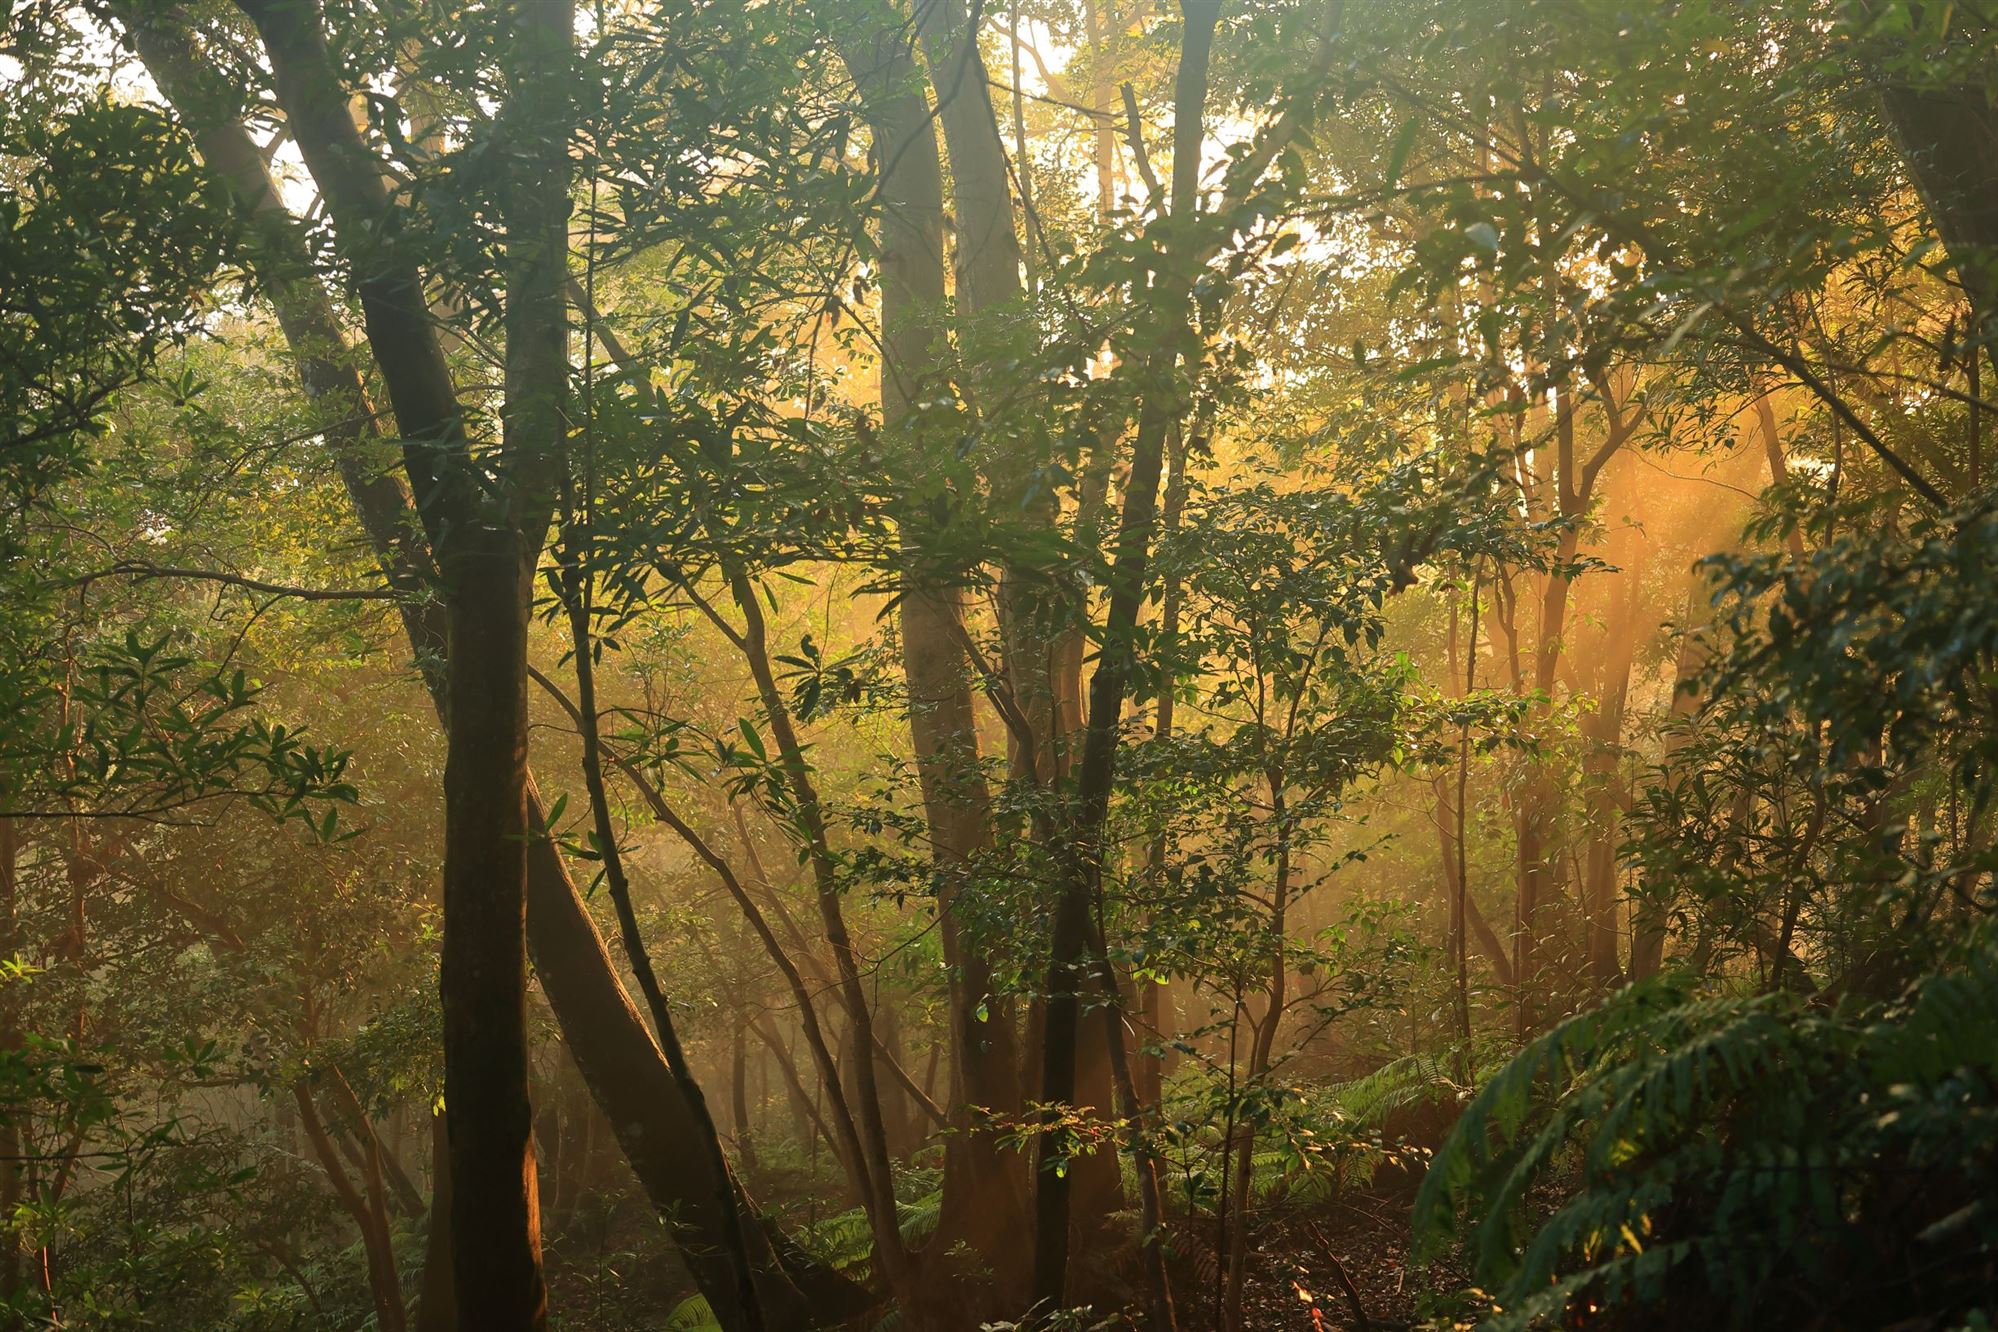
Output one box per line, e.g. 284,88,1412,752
1414,933,1998,1328
791,1188,944,1277
797,1207,875,1272
1236,1055,1464,1208
896,1189,942,1248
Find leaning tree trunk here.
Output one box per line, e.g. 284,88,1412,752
293,1080,409,1332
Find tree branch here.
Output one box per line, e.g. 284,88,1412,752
63,561,401,602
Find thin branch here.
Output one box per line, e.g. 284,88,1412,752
63,562,400,602
1119,83,1163,200
986,71,1107,124
522,663,887,1207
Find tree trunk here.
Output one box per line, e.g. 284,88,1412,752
555,526,769,1330
732,1020,760,1180
123,14,444,668
1579,708,1629,988
1513,374,1639,1026
434,0,578,1316
729,578,916,1304
439,532,546,1332
1221,778,1292,1332
1033,4,1219,1314
528,778,847,1321
134,15,862,1319
1433,774,1516,988
294,1081,408,1332
1578,548,1643,990
0,816,21,1300
834,19,1029,1293
910,0,1065,794
1632,589,1710,980
206,12,550,1309
328,1064,427,1218
415,1110,456,1332
140,10,859,1318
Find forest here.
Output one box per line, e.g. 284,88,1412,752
3,0,1997,1327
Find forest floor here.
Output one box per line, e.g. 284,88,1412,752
1201,1183,1464,1331
543,1168,1464,1329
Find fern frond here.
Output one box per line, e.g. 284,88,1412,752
664,1295,721,1332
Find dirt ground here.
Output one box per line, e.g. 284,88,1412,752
1157,1182,1467,1331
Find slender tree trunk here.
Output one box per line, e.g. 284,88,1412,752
1514,532,1575,1035
1452,582,1478,1077
1578,714,1628,987
328,1065,427,1218
754,1019,862,1206
1033,3,1219,1312
541,664,885,1253
0,816,21,1301
1128,418,1197,1144
729,577,917,1303
294,1080,408,1332
1220,776,1291,1332
1755,392,1810,563
1434,775,1515,988
1092,954,1176,1331
554,525,769,1330
1632,587,1710,980
1578,550,1643,990
415,1109,456,1332
732,1020,760,1179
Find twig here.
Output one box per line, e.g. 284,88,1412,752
1302,1221,1370,1332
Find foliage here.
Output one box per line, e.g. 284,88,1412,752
0,95,237,513
4,0,1998,1326
1414,935,1998,1328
